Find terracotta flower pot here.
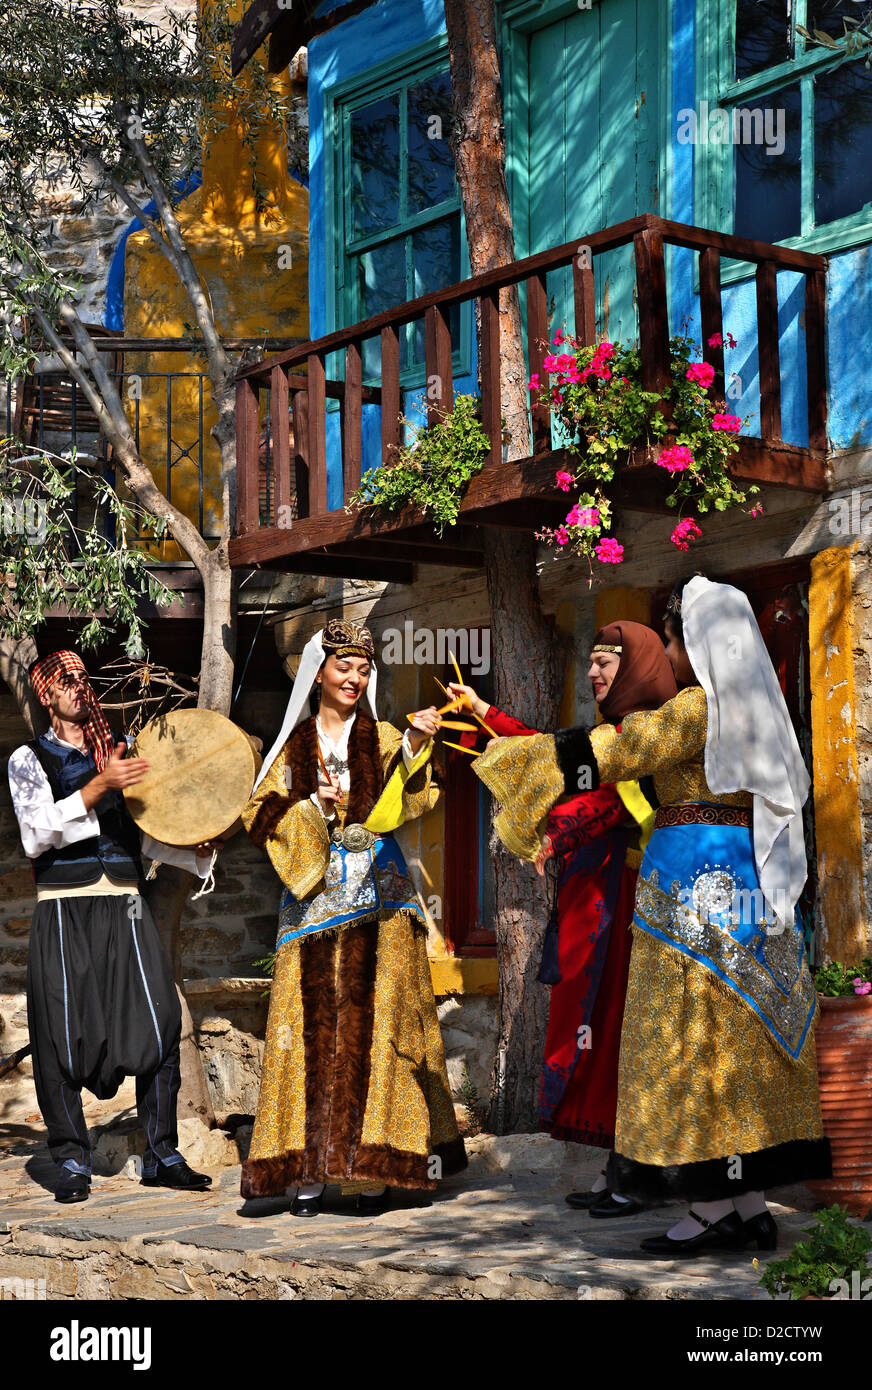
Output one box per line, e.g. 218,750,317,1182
806,994,872,1215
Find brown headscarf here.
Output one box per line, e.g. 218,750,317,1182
592,621,678,724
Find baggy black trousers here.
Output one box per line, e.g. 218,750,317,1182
26,890,183,1174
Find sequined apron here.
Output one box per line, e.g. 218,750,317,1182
276,834,422,950
632,806,816,1059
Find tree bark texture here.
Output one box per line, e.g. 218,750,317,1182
445,0,565,1131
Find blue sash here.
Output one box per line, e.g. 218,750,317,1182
633,815,816,1058
276,834,422,951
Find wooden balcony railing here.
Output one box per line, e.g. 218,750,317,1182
229,214,828,582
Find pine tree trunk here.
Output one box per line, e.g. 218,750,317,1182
444,0,564,1130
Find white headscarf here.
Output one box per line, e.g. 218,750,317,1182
252,628,379,794
681,576,810,929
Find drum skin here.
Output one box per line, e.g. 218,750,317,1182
124,709,259,846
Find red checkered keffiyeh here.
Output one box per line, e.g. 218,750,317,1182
29,651,116,772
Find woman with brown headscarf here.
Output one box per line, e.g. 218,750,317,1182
449,620,676,1214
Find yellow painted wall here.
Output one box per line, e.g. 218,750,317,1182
123,0,309,559
809,546,868,964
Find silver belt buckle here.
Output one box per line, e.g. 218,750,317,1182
332,822,375,852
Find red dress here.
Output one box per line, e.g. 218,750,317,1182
479,707,638,1149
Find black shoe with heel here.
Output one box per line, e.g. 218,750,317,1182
291,1191,324,1218
565,1171,608,1209
588,1192,643,1219
55,1171,90,1204
640,1209,745,1258
741,1210,778,1251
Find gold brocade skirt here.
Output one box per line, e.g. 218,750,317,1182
240,910,466,1197
609,929,830,1200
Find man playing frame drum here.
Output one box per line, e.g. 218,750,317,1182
7,651,220,1204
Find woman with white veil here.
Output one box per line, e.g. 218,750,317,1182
474,576,830,1255
239,619,464,1217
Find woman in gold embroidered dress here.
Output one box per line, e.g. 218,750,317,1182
474,578,830,1256
240,620,465,1217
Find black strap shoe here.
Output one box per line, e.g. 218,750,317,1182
291,1191,324,1218
588,1192,644,1219
565,1170,608,1208
357,1188,390,1216
141,1158,212,1191
741,1210,778,1251
55,1171,90,1204
640,1209,745,1257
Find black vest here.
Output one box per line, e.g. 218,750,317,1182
26,735,143,888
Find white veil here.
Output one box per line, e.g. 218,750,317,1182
252,628,379,794
681,576,810,929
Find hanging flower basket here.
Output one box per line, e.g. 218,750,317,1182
532,329,762,576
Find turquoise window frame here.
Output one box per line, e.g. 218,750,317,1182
324,37,472,391
696,0,872,280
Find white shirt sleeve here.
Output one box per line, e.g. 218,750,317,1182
7,745,100,859
401,728,430,768
140,834,214,879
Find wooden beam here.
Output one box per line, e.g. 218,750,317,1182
381,325,401,462
307,353,327,515
479,291,501,467
699,247,725,399
805,268,828,455
572,259,596,347
330,540,483,569
270,364,290,526
756,261,782,442
235,377,260,536
291,389,309,518
425,303,453,428
342,340,363,500
269,554,416,583
634,228,671,399
526,271,550,454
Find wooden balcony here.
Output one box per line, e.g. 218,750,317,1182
229,215,829,583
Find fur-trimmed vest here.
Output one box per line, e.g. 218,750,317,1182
248,714,392,850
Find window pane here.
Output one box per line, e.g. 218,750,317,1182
350,95,400,238
806,1,866,38
735,0,793,80
408,217,461,366
356,238,406,375
408,71,456,215
734,84,802,241
815,58,872,224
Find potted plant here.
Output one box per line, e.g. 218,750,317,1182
806,958,872,1215
756,1205,872,1300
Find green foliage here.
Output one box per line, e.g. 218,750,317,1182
814,956,872,997
756,1205,872,1300
347,394,491,536
0,445,172,658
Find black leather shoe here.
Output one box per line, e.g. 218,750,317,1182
741,1210,778,1251
55,1171,90,1204
357,1188,390,1216
565,1188,606,1210
588,1192,643,1219
640,1209,745,1257
291,1192,323,1218
141,1158,212,1191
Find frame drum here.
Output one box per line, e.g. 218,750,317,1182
124,710,260,846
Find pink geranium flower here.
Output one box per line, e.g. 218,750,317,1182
595,537,624,564
853,978,872,995
552,330,565,345
528,373,540,392
706,331,737,350
566,504,600,529
686,361,715,389
554,526,570,546
670,517,702,551
542,353,559,372
712,412,742,432
555,470,573,492
657,444,694,473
